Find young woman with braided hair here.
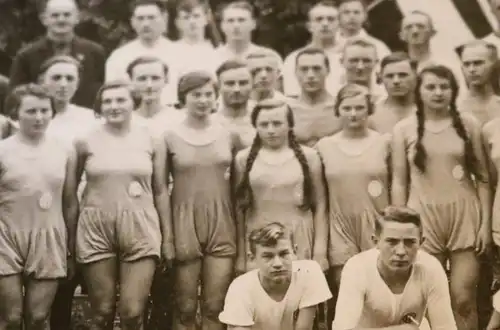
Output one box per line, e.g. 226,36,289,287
233,98,327,275
316,84,390,287
391,65,491,330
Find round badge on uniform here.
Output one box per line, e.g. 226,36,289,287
368,180,383,198
452,165,464,181
128,181,143,198
38,192,53,210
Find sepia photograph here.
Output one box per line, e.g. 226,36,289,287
0,0,499,329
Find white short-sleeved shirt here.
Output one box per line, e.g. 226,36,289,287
333,249,457,330
105,37,179,105
219,260,332,330
47,104,98,149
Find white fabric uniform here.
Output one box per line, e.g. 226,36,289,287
47,104,97,148
219,260,332,330
333,249,457,330
105,37,179,105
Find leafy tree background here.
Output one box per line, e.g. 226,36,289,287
0,0,403,61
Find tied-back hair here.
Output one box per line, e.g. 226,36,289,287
334,83,374,116
93,80,140,117
38,55,83,78
413,65,482,181
235,99,314,213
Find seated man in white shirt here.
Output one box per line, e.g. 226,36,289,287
219,222,332,330
333,206,457,330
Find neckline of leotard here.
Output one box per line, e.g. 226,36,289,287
171,122,226,146
334,132,381,157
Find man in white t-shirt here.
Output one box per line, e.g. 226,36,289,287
219,222,332,330
105,0,178,105
333,206,457,330
214,1,283,70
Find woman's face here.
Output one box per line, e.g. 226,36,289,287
185,82,216,118
131,61,166,103
100,86,134,125
175,6,208,39
337,93,370,129
418,72,453,111
18,95,53,137
255,106,290,149
41,62,79,104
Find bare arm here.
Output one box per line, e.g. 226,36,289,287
468,117,492,254
63,141,86,258
295,306,317,330
390,123,409,206
310,149,328,271
233,151,248,274
152,135,174,265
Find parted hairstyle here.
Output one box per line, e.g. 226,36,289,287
5,84,56,121
342,38,378,58
413,65,482,181
249,222,295,255
126,55,169,79
219,0,255,19
294,47,330,71
93,80,140,116
215,60,248,79
375,206,423,235
334,83,374,116
38,55,83,79
129,0,167,14
235,99,314,213
177,70,218,106
173,0,222,47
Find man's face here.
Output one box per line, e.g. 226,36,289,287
339,0,366,33
381,60,416,97
296,53,329,93
461,44,495,87
41,0,79,36
375,221,422,275
220,7,255,42
131,61,167,103
252,238,295,285
219,67,252,107
307,5,339,40
400,13,434,46
131,4,167,41
246,56,279,93
342,45,377,84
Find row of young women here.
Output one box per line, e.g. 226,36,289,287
0,51,494,330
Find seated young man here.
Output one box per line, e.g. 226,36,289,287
219,222,332,330
333,206,457,330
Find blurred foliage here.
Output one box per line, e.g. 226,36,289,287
0,0,323,57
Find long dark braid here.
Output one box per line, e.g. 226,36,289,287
235,134,262,212
288,129,315,212
449,102,483,181
413,65,482,181
235,99,315,213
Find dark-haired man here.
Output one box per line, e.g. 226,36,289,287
370,52,416,134
458,40,500,125
9,0,105,109
213,60,255,148
106,0,179,105
219,222,332,330
333,206,457,330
